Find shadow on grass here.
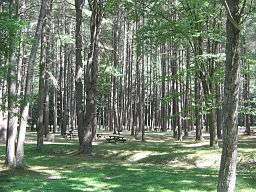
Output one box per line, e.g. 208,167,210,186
63,163,219,192
238,138,256,149
0,168,50,192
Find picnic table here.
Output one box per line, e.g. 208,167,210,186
65,129,77,140
154,127,160,132
96,133,110,139
106,135,127,143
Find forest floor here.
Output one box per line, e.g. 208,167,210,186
0,132,256,192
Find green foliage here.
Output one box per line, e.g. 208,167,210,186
0,12,25,57
104,0,119,14
110,0,225,61
240,102,256,116
98,57,113,108
0,64,9,80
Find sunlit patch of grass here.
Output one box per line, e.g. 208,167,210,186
29,165,61,177
127,151,169,162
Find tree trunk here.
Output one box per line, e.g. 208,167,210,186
75,0,85,148
5,0,19,168
216,84,222,139
195,76,203,141
218,0,242,191
6,56,19,167
208,110,218,147
184,47,191,136
16,0,52,166
111,13,119,134
37,0,53,149
37,36,46,150
82,0,103,155
43,16,51,137
161,45,167,132
242,42,250,135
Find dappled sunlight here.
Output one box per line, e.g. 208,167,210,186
29,165,61,177
180,180,196,184
0,133,256,191
240,148,256,153
93,141,105,146
43,141,75,145
144,139,166,143
183,150,221,169
107,149,133,159
167,159,194,169
193,154,221,169
127,151,169,163
182,141,209,148
125,167,144,172
68,177,119,192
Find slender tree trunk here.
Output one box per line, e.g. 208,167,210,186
216,84,222,139
242,43,250,135
172,46,182,139
17,0,52,165
5,0,19,168
37,0,53,149
140,50,145,141
37,34,46,150
43,16,51,137
59,44,64,135
195,76,203,141
6,56,19,167
207,110,218,147
184,47,190,136
75,0,85,148
53,82,58,133
161,45,167,132
62,44,69,134
177,49,182,140
112,13,119,134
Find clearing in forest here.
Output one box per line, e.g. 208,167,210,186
0,133,255,192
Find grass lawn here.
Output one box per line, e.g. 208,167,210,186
0,133,256,192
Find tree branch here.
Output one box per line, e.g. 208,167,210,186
222,0,242,31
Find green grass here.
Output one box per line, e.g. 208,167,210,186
0,133,256,192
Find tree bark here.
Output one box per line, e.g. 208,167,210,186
6,55,19,167
242,41,250,135
161,45,167,132
218,0,242,191
75,0,85,148
82,0,103,155
195,76,203,141
16,0,52,165
5,0,19,168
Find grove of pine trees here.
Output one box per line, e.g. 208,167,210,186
1,0,256,191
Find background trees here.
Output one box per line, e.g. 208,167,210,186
1,0,256,190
